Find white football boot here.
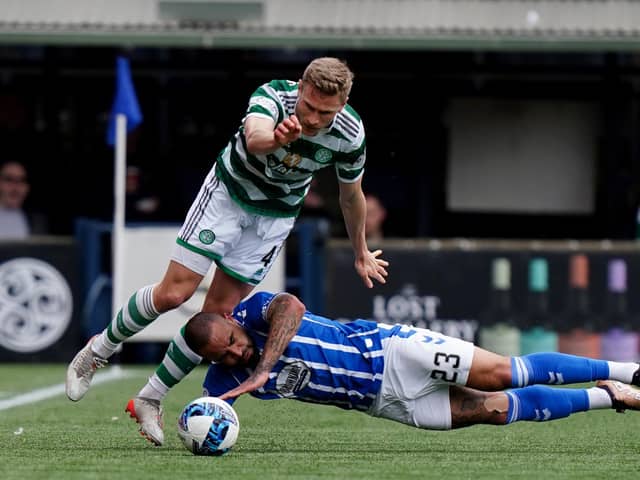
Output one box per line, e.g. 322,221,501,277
126,397,165,446
65,335,108,401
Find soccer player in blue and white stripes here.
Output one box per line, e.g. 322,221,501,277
186,291,640,433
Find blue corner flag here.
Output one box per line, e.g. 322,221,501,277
106,56,143,146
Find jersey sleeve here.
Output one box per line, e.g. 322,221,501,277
334,105,366,183
202,363,244,406
335,142,366,183
246,81,285,124
232,291,278,332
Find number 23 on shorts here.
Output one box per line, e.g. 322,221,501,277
430,352,461,382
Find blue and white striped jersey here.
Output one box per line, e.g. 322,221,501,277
202,291,384,411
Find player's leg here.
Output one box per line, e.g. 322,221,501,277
201,267,255,314
65,260,203,403
437,381,640,429
466,347,640,391
124,171,251,445
509,352,640,387
126,268,223,447
129,211,293,445
139,220,288,402
447,385,591,427
136,268,253,405
374,331,640,430
66,167,231,407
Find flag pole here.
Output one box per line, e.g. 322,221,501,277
107,55,142,321
112,113,127,317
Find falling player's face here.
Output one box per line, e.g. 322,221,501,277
201,316,258,368
295,81,345,136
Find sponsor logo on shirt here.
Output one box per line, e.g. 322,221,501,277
282,153,302,168
275,360,311,397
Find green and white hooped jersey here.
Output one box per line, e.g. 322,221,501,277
215,79,366,218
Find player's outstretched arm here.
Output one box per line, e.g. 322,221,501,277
338,180,389,288
245,115,301,155
219,293,304,400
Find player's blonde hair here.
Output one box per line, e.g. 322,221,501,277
301,57,354,103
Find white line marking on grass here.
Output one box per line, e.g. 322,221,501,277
0,366,137,411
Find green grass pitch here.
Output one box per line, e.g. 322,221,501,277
1,363,639,480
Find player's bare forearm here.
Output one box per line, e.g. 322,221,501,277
245,127,281,154
338,183,389,287
254,293,304,376
338,182,368,257
219,294,305,401
245,115,301,155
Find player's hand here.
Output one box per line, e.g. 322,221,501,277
274,114,302,147
218,371,270,401
355,249,389,289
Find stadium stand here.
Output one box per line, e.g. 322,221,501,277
0,0,640,50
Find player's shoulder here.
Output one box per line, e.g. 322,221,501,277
265,79,298,92
332,103,365,146
342,103,362,123
235,291,282,321
250,80,297,118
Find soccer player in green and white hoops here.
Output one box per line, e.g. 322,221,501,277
65,57,389,446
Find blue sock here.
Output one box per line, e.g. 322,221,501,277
511,353,609,387
506,386,589,423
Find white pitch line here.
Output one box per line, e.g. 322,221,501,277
0,366,136,411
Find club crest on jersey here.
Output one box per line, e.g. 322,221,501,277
275,360,311,397
198,229,216,245
314,148,332,163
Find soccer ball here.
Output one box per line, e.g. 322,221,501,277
177,396,240,456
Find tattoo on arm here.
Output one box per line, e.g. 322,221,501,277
254,295,302,375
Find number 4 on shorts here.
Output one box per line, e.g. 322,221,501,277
261,246,277,267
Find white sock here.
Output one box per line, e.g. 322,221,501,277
138,374,169,401
91,333,119,359
587,386,613,409
607,362,639,383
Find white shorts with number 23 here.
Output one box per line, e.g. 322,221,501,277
369,325,475,430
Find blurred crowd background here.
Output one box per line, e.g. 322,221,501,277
2,0,640,242
4,0,640,362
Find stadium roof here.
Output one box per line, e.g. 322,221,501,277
2,0,640,51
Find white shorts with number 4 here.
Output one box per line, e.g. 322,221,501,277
171,168,295,285
369,325,475,430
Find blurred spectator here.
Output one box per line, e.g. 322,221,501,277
0,160,48,239
125,165,163,222
365,192,387,242
300,178,332,220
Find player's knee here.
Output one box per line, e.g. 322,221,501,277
156,287,193,310
494,358,513,388
469,350,512,390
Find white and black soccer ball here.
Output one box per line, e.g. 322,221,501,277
177,396,240,456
